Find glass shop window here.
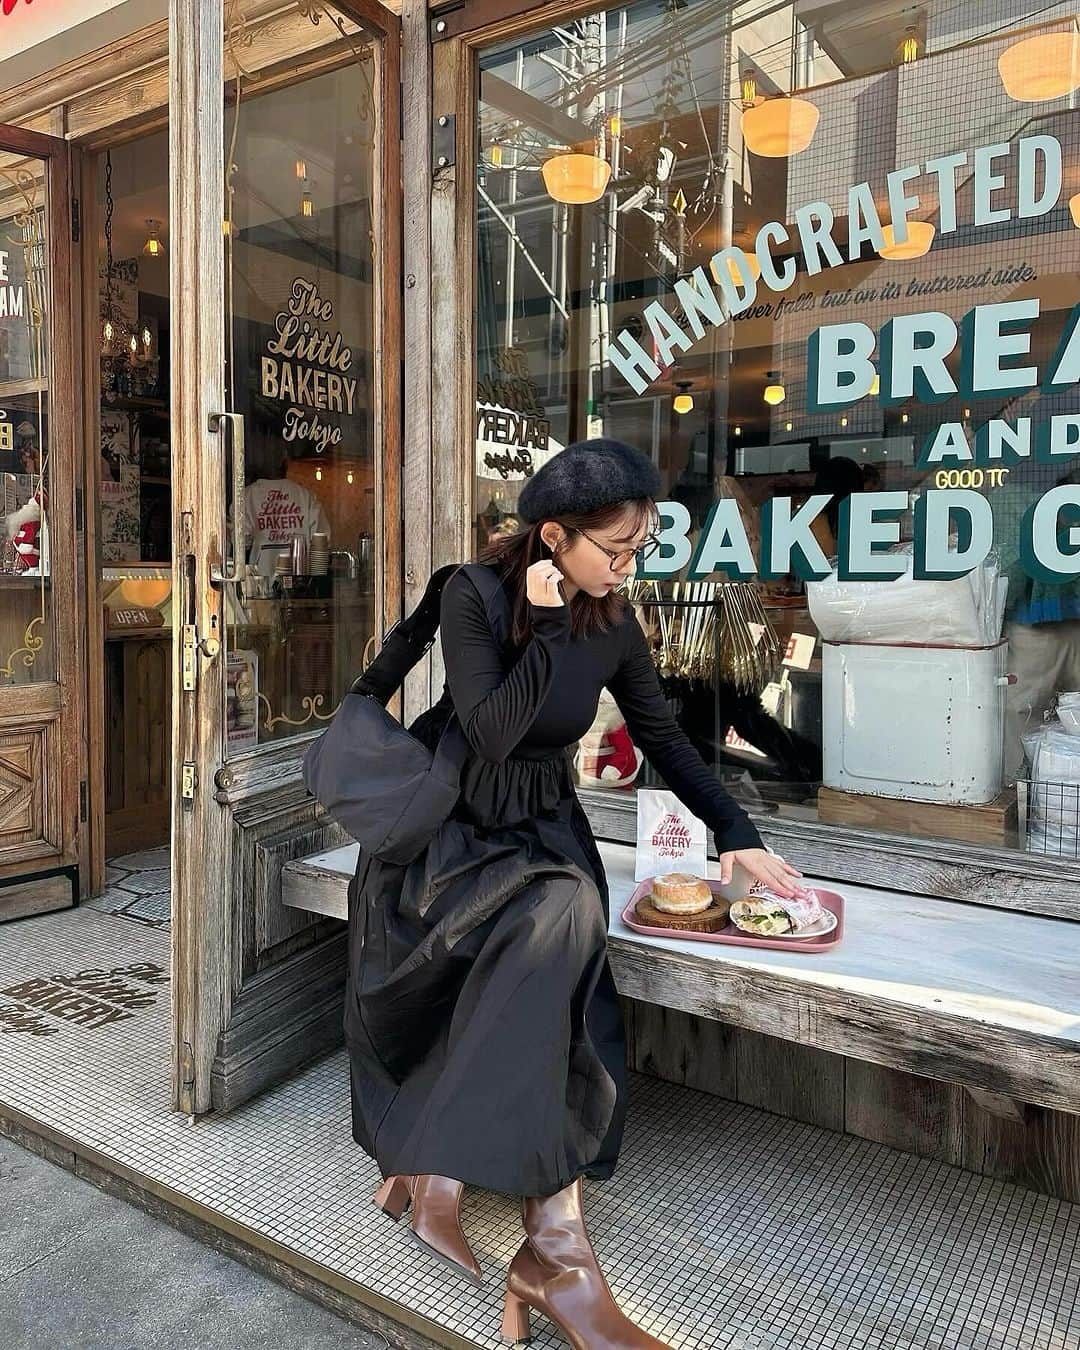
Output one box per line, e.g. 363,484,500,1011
473,1,1080,860
0,153,54,686
225,52,378,748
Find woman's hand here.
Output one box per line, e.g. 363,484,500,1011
718,847,805,899
526,559,565,607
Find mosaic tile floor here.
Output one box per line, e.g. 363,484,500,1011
0,904,1078,1350
84,847,172,929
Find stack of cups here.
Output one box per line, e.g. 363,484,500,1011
310,531,330,576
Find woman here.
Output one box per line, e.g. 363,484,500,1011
346,438,802,1349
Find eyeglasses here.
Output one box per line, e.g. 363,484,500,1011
575,527,662,572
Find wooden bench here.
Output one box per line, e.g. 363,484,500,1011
282,839,1080,1119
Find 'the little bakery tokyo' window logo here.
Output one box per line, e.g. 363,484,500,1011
259,277,358,455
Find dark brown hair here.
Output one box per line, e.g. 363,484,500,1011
476,497,660,647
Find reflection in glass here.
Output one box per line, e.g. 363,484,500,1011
224,43,378,748
474,4,1080,858
0,154,53,684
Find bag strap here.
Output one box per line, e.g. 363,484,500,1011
350,559,516,705
350,561,469,704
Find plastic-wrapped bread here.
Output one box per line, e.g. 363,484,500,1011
729,888,824,936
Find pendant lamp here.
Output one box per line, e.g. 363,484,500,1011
763,372,785,406
998,31,1080,102
710,250,762,288
741,96,819,157
1070,192,1080,228
673,381,694,415
878,221,935,260
542,152,612,205
142,219,165,259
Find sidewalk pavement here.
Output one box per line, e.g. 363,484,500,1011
1,1136,388,1350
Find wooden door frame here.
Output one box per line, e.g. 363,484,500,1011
169,0,404,1115
0,123,83,905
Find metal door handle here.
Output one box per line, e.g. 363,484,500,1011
209,412,246,585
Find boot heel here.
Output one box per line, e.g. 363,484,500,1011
500,1290,532,1344
372,1175,411,1221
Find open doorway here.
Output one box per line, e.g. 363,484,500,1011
93,131,173,863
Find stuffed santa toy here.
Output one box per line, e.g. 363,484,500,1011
6,490,45,573
575,686,643,789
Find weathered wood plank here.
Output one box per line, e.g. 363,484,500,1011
845,1059,965,1162
402,0,435,719
963,1095,1080,1204
169,0,228,1117
429,34,472,604
622,997,737,1100
735,1028,846,1132
818,785,1018,849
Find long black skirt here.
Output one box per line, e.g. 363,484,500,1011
344,777,627,1199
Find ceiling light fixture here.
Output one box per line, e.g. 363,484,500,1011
899,27,920,64
878,221,935,259
741,95,820,157
542,149,612,204
141,219,165,259
998,31,1080,102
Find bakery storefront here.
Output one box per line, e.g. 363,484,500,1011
0,0,1079,1345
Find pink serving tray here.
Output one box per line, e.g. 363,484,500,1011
621,877,845,953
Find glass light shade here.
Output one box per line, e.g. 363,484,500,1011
899,30,920,64
869,372,880,396
301,191,314,218
710,250,762,287
763,382,786,406
673,392,694,415
489,142,503,168
542,153,612,204
142,232,164,259
119,578,171,608
998,33,1080,102
879,221,935,259
741,97,819,157
1070,192,1080,228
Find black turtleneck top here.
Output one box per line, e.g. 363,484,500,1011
436,565,763,854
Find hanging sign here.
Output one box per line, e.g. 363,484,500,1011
259,277,358,455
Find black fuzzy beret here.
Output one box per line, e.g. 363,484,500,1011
517,438,661,523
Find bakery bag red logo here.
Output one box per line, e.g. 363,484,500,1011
1,0,35,16
650,811,691,859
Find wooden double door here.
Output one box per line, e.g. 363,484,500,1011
0,126,81,921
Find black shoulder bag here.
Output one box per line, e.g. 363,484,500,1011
302,561,495,864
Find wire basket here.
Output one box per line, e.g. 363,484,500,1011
1017,778,1080,858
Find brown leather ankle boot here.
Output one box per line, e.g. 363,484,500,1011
501,1177,671,1348
372,1173,482,1285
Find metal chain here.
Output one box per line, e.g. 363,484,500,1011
104,150,114,275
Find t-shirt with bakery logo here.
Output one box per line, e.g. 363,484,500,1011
244,478,330,575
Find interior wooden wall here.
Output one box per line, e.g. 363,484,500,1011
622,998,1080,1204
